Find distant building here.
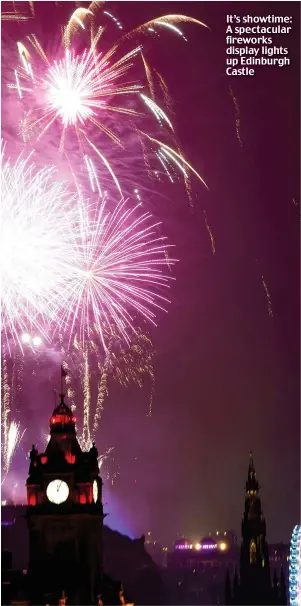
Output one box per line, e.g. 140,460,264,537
169,535,238,568
165,534,239,604
1,509,166,605
226,452,287,606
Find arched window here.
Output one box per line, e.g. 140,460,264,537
250,539,256,564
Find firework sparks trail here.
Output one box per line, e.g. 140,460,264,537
125,14,210,39
1,13,29,20
93,343,112,435
109,327,155,418
110,466,120,486
229,86,243,148
60,338,77,413
153,20,188,42
7,6,208,197
98,445,115,469
59,324,155,444
103,10,123,30
81,343,92,448
261,275,273,318
141,52,155,100
64,365,76,413
110,328,154,389
147,372,155,418
139,132,209,191
1,352,26,477
11,351,24,421
1,1,34,21
203,210,216,255
140,94,174,131
2,353,11,465
59,336,90,450
154,69,174,114
5,421,26,477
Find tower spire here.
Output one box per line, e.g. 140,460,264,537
246,450,259,494
239,452,272,604
60,365,68,398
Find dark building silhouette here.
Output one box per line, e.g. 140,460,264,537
226,452,286,606
1,508,166,606
2,388,166,605
26,392,104,604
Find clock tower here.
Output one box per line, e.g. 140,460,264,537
26,389,104,605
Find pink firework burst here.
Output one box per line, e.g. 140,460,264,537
55,193,177,350
1,148,176,351
7,7,208,195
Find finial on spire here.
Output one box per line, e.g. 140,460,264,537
60,365,68,397
249,451,255,471
30,444,38,459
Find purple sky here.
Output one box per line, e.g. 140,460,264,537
2,1,300,545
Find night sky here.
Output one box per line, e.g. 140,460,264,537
2,2,300,545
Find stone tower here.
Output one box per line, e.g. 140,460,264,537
26,386,103,605
238,452,272,603
226,453,285,605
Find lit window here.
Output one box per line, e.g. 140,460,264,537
65,452,76,464
28,494,36,506
250,540,256,564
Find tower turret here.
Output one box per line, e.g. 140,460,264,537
49,393,76,434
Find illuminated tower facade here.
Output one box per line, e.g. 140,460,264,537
26,393,103,605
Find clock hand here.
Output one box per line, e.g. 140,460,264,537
57,481,62,492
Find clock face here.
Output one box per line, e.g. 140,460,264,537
46,480,69,504
93,480,98,503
